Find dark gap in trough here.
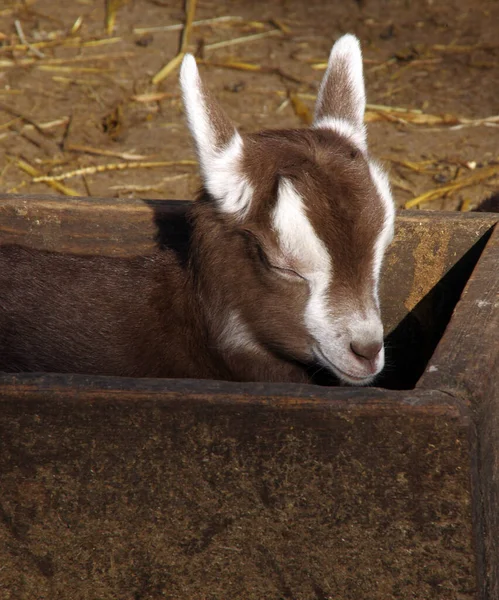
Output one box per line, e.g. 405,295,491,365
377,227,494,390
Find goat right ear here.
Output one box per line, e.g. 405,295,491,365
313,34,367,151
180,54,252,217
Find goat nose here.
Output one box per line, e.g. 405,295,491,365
350,340,383,361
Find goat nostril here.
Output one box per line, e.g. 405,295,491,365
350,340,382,361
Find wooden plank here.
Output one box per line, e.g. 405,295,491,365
418,225,499,600
417,225,499,394
380,210,498,332
376,211,497,388
0,193,497,258
0,384,474,600
0,371,468,415
0,193,189,256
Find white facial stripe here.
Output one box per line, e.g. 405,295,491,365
272,178,331,274
180,54,252,218
272,178,336,355
368,161,395,296
305,271,334,343
313,117,367,153
218,310,261,354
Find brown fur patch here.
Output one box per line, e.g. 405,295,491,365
240,128,386,306
199,78,236,150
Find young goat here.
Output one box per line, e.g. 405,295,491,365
0,35,394,385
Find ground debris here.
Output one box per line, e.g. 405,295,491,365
0,0,497,209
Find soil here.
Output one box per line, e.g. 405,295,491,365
0,0,498,210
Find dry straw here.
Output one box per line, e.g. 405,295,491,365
16,159,80,196
405,165,499,209
152,0,197,85
32,161,197,183
2,8,497,207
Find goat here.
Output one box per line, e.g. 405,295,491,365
0,34,394,385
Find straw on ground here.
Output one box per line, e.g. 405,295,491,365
32,160,197,183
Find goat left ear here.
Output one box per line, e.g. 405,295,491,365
180,54,252,217
313,34,367,151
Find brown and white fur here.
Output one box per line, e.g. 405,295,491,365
0,35,394,385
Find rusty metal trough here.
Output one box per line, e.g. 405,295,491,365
0,194,497,600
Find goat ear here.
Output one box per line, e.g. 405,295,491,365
180,54,252,217
313,34,367,150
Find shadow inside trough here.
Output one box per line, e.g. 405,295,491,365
149,201,193,266
377,227,494,390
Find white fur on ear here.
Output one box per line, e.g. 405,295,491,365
313,34,367,151
180,54,253,218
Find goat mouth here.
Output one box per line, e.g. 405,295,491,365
314,346,375,385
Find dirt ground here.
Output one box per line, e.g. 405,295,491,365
0,0,498,211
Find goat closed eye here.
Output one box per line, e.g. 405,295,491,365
244,233,303,281
271,265,306,282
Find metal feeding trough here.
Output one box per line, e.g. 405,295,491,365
0,194,497,600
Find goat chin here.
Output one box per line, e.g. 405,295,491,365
0,34,395,385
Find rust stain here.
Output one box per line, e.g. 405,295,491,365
405,226,451,312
